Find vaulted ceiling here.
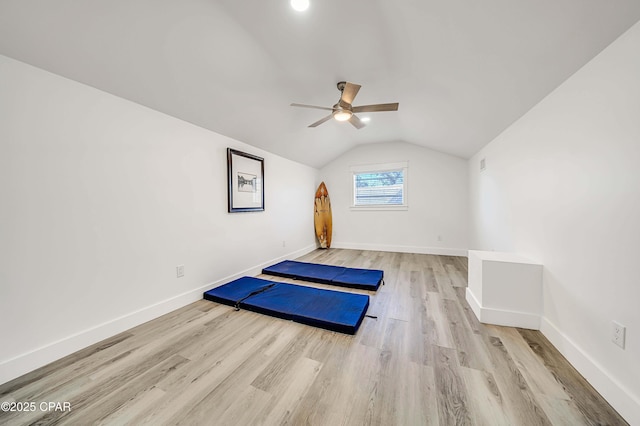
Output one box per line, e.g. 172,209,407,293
2,1,640,168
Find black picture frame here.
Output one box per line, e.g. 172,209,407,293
227,148,264,212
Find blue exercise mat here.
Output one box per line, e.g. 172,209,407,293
262,260,383,291
203,276,370,334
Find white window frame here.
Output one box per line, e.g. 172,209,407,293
349,161,408,211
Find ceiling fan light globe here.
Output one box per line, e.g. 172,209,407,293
333,111,352,121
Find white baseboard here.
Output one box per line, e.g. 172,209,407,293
465,288,540,330
466,287,483,321
0,244,316,385
540,317,640,425
331,241,468,257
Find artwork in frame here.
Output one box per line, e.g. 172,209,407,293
227,148,264,212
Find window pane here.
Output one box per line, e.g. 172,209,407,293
354,170,404,205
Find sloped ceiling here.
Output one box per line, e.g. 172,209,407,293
1,1,639,168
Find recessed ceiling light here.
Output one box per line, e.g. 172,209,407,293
360,116,371,122
290,0,309,12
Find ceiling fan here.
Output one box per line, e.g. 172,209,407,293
291,81,399,129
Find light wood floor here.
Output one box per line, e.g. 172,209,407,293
0,249,627,425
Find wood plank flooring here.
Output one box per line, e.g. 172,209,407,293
0,249,628,425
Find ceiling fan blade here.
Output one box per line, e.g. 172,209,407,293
352,102,399,113
340,82,361,105
308,114,334,127
349,114,366,129
291,103,334,111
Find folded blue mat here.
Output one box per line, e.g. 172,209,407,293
203,276,370,334
262,260,383,291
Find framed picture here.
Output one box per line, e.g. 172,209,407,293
227,148,264,212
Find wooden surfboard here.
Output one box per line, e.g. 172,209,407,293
314,182,332,249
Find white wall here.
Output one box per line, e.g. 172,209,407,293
321,141,468,255
0,55,318,384
469,21,640,424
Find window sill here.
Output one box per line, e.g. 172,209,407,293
350,205,409,211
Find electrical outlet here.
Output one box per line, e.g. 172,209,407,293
437,235,443,242
176,265,185,278
282,240,286,247
612,321,626,349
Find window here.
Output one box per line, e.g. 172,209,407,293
350,162,408,210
